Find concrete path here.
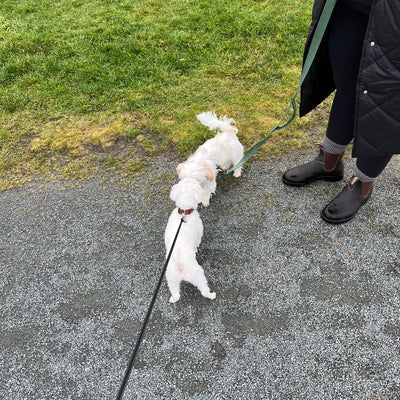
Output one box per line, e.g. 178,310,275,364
1,152,399,399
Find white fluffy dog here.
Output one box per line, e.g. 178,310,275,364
165,178,216,303
175,158,217,207
194,111,244,178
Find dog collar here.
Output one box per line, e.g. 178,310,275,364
178,208,194,216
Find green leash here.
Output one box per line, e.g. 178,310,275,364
226,0,337,175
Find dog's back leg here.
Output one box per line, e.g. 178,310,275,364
166,260,181,303
186,259,216,300
233,166,242,178
232,147,244,177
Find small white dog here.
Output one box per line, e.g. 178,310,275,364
165,178,216,303
194,111,244,178
175,158,217,207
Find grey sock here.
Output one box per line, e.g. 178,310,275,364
353,164,376,182
322,136,347,154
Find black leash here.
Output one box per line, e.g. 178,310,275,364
116,217,185,400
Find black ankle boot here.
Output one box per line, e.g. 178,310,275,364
321,176,373,224
282,146,344,186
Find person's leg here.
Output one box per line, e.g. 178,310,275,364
325,3,369,146
319,5,394,223
282,3,369,186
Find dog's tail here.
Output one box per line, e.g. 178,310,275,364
196,111,238,135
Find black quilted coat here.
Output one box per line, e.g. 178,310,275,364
299,0,400,158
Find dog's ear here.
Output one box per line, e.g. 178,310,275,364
202,163,216,182
170,184,179,202
176,162,185,175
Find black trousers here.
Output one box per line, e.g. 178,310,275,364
326,2,391,178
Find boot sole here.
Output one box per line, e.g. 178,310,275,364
320,209,356,224
282,174,343,187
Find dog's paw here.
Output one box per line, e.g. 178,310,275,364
202,196,211,207
233,169,242,178
169,295,181,304
202,291,216,300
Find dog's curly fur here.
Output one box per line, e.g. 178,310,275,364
165,178,216,303
176,158,217,207
194,111,244,177
164,111,244,303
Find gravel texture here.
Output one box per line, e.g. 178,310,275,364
1,152,399,400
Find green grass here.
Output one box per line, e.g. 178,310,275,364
0,0,328,190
